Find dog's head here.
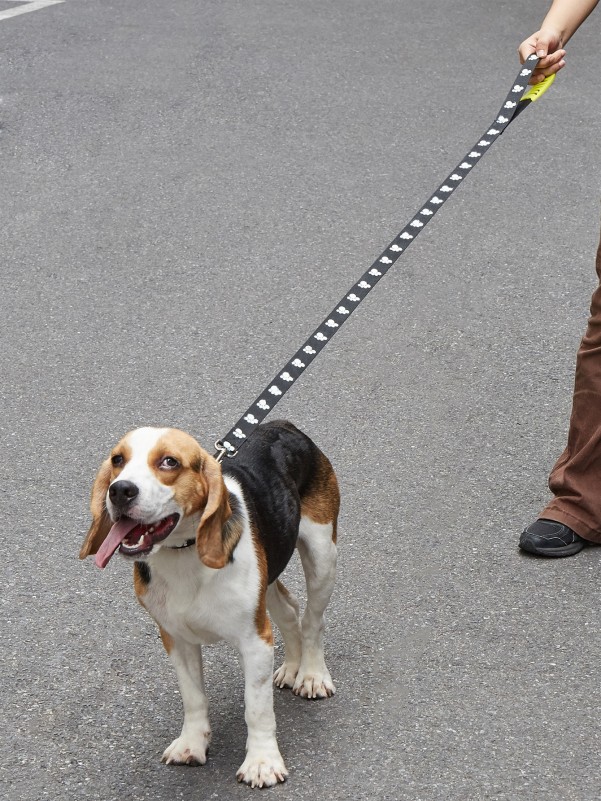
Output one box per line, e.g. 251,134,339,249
80,427,233,570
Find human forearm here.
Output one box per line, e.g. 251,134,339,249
540,0,599,46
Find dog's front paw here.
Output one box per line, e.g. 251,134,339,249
273,660,299,689
293,665,335,699
161,731,211,766
236,749,288,788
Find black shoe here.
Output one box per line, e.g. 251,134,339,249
519,519,586,557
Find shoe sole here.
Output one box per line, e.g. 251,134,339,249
519,535,585,558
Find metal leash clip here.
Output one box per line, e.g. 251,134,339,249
213,440,237,463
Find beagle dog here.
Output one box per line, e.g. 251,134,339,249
80,420,339,788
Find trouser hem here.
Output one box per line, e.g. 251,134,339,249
540,502,601,544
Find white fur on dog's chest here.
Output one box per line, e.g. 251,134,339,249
143,515,261,647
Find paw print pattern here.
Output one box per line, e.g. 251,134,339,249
216,58,541,458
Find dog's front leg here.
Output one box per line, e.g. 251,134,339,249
161,636,211,766
236,637,288,787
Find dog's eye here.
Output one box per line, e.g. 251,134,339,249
159,456,180,470
111,454,124,467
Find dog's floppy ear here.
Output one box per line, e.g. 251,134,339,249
196,456,233,569
79,459,112,559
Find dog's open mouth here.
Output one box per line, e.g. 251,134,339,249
95,513,180,569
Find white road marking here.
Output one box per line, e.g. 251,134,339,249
0,0,64,23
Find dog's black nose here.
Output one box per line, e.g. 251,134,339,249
109,480,139,508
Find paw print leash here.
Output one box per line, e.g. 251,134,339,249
214,57,555,460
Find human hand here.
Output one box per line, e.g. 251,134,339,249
518,27,566,83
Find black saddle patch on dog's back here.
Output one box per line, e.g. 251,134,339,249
222,421,323,583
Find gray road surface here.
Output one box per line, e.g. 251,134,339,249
1,2,600,800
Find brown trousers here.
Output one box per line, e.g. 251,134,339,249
543,229,601,543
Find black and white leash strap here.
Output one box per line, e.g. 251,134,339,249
215,55,548,460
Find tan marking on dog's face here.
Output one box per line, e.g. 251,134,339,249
146,429,208,514
107,437,133,481
92,428,194,532
300,451,340,543
106,427,213,525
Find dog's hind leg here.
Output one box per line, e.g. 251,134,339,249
294,515,338,699
267,580,302,689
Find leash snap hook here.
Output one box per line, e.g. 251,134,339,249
214,440,238,463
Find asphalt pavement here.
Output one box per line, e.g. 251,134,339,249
1,2,600,800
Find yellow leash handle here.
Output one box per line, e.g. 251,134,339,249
505,70,556,126
521,72,556,103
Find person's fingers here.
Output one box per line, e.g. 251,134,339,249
538,49,566,69
518,28,563,65
529,50,566,83
531,29,561,58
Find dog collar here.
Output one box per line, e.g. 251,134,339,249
166,538,196,550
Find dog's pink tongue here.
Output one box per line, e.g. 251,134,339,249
95,518,140,569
